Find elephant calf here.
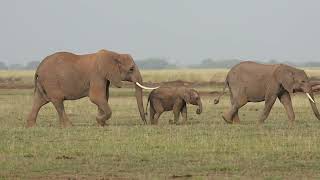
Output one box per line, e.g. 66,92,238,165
146,86,202,124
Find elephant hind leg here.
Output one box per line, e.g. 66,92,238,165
153,112,163,125
51,99,73,128
223,104,238,123
26,91,49,128
223,90,247,124
180,104,187,124
149,104,156,124
258,95,277,124
151,99,163,125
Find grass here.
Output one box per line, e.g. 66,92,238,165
1,87,320,179
1,68,320,179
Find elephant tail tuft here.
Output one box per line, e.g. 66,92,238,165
214,79,228,104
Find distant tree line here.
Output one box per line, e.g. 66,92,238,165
135,58,177,69
0,59,319,70
0,61,40,70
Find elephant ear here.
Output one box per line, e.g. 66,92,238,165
275,65,294,93
96,51,123,88
180,89,191,104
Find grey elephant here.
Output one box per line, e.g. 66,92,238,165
146,86,202,124
26,49,158,127
214,61,320,125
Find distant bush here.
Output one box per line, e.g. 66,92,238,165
136,58,176,69
8,64,24,70
25,61,40,70
303,61,320,67
189,58,242,69
0,62,8,70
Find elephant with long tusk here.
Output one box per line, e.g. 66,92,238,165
214,61,320,125
26,49,158,128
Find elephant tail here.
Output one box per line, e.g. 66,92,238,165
33,73,38,94
214,79,228,104
33,72,49,101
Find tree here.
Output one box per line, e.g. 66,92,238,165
0,62,8,70
136,58,176,69
25,61,40,70
189,58,241,68
8,64,24,70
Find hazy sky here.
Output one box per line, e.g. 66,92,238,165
0,0,320,64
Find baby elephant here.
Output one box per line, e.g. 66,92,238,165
146,87,202,124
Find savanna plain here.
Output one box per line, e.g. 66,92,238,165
1,69,320,179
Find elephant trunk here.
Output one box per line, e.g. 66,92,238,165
308,92,320,120
196,99,202,114
132,67,147,124
310,80,320,92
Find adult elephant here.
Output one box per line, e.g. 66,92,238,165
214,61,320,125
26,49,158,127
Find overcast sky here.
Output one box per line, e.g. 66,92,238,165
0,0,320,64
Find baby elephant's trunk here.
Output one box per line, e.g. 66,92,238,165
196,99,202,114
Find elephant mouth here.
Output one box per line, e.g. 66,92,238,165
135,82,159,90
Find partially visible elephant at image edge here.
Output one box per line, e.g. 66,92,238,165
214,61,320,125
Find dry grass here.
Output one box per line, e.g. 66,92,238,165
1,68,320,179
0,88,320,179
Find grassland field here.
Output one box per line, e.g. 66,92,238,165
1,68,320,179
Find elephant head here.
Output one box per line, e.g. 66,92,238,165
97,50,158,124
274,64,320,120
180,88,203,114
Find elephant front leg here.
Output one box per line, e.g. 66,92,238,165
89,80,111,126
278,92,295,126
172,99,183,124
95,105,112,126
232,110,240,124
180,104,187,124
96,81,111,121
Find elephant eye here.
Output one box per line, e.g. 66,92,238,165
129,67,134,72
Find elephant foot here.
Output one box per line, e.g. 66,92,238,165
26,120,36,128
232,120,240,124
177,121,187,125
222,115,233,124
169,119,176,125
61,120,73,128
96,117,107,127
150,121,157,125
256,121,264,128
288,121,295,128
96,112,111,127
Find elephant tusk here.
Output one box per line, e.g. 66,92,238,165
135,82,159,90
306,93,315,103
